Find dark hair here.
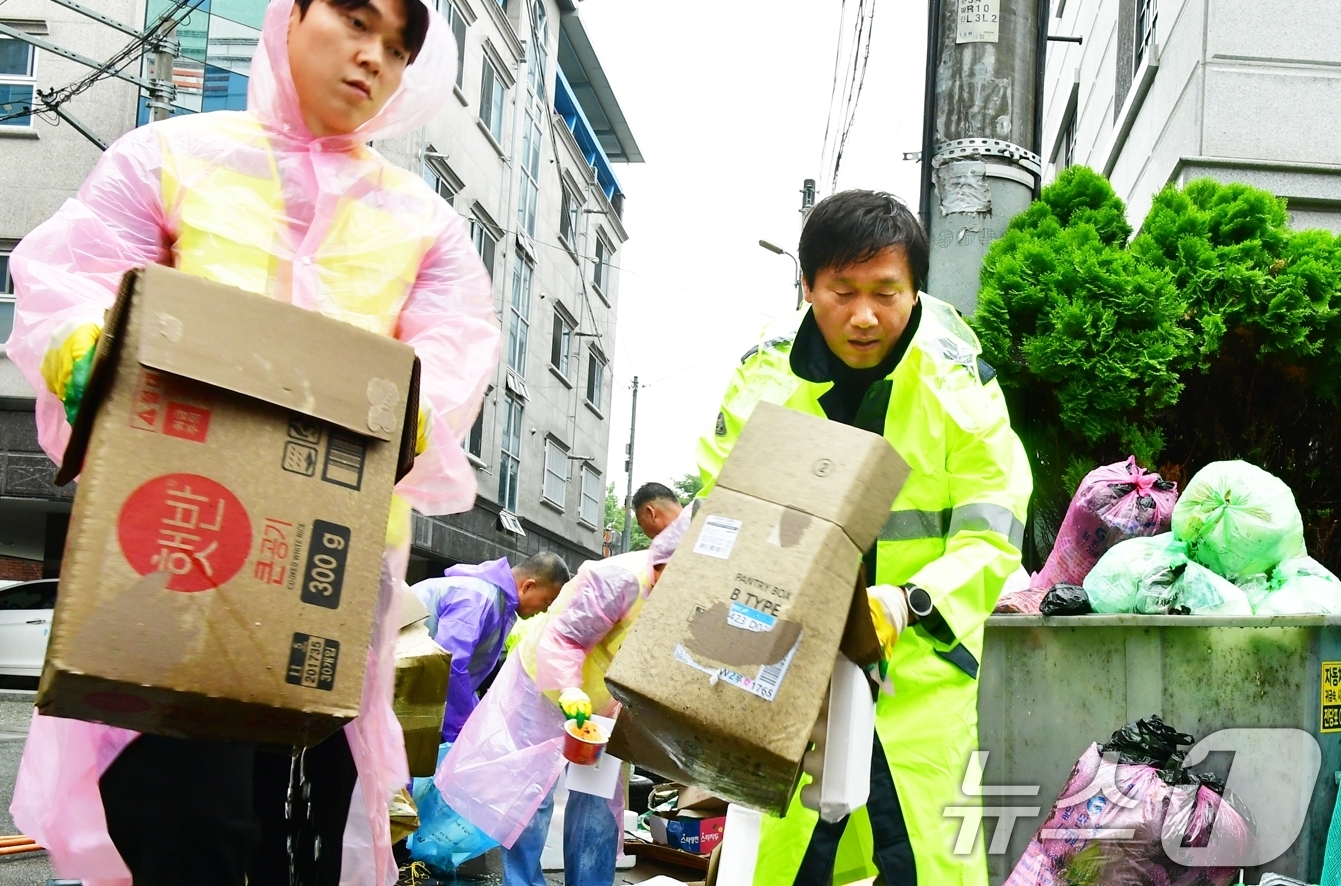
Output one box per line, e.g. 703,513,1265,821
633,482,680,511
296,0,429,63
515,552,571,588
798,190,929,293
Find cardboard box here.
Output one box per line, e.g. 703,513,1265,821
40,264,418,745
677,785,728,813
394,591,451,777
606,402,907,813
677,809,727,856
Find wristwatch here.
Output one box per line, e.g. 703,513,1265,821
904,583,934,621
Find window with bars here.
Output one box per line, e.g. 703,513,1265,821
593,235,612,294
560,185,580,248
585,348,605,410
479,57,505,144
0,38,35,128
498,394,523,511
0,250,13,345
551,306,574,379
517,110,541,237
543,437,567,508
443,1,467,88
579,464,601,527
508,258,534,376
470,218,498,279
1135,0,1156,69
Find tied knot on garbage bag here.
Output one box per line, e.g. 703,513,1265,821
1004,716,1253,886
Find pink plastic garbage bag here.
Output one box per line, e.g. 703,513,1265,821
1005,748,1249,886
1003,458,1178,613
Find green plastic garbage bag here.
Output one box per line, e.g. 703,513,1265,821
1257,557,1341,615
1084,534,1188,614
1236,573,1273,611
1171,461,1306,581
1175,562,1253,615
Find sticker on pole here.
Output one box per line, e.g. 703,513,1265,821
118,473,253,592
694,516,742,560
956,0,999,43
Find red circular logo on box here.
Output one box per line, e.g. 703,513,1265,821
83,690,153,714
117,473,253,592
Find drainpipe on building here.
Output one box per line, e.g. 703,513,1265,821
920,0,1048,316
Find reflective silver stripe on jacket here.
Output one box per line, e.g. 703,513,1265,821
880,503,1024,549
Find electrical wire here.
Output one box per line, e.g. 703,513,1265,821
0,0,204,126
817,0,878,193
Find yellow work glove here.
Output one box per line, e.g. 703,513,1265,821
558,687,592,728
40,322,101,427
866,585,910,695
415,405,431,456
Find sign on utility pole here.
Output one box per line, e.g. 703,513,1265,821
919,0,1048,316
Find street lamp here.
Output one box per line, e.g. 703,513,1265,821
759,239,804,311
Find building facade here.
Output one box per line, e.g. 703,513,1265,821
0,0,639,581
1040,0,1341,231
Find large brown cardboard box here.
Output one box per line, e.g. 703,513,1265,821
393,589,451,777
40,264,418,746
606,402,907,813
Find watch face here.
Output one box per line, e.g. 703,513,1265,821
908,586,933,617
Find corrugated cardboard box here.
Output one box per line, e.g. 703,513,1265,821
394,590,451,777
606,403,906,813
40,264,418,745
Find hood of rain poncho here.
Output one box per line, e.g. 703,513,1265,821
649,506,691,569
440,557,520,621
249,0,456,146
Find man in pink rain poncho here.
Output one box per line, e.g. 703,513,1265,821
437,509,692,886
3,0,496,882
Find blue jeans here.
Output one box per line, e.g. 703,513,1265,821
501,782,617,886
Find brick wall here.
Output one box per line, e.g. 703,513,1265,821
0,556,42,582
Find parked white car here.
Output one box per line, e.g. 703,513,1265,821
0,579,56,677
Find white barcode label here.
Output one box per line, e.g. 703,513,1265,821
693,516,742,560
672,631,803,703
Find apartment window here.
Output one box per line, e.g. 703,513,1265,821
467,407,484,459
0,249,13,344
517,110,541,237
498,394,523,511
443,1,467,88
470,216,499,278
422,155,462,206
480,57,505,143
508,257,534,376
559,185,581,249
585,348,605,410
543,437,567,508
1062,112,1077,169
579,464,601,527
0,38,36,128
550,307,575,378
593,235,612,294
1135,0,1156,69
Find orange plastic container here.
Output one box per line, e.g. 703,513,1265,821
563,719,609,765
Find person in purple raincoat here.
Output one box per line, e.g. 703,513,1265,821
412,553,570,741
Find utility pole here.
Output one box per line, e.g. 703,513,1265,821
919,0,1048,315
148,25,178,122
620,376,640,554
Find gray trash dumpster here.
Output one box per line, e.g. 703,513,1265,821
978,614,1341,885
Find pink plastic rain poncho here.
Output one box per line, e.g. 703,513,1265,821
4,0,497,882
436,510,692,849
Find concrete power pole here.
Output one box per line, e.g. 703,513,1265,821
148,25,178,122
620,376,640,554
920,0,1048,315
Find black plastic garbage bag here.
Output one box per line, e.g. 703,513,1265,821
1039,584,1091,616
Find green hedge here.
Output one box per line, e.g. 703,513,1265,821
972,167,1341,571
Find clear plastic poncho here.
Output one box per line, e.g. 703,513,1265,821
5,0,496,882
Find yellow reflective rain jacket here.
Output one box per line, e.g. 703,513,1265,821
697,295,1032,886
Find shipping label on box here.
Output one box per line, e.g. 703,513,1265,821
39,265,418,746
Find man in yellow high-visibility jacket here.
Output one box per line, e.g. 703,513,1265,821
697,190,1032,886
